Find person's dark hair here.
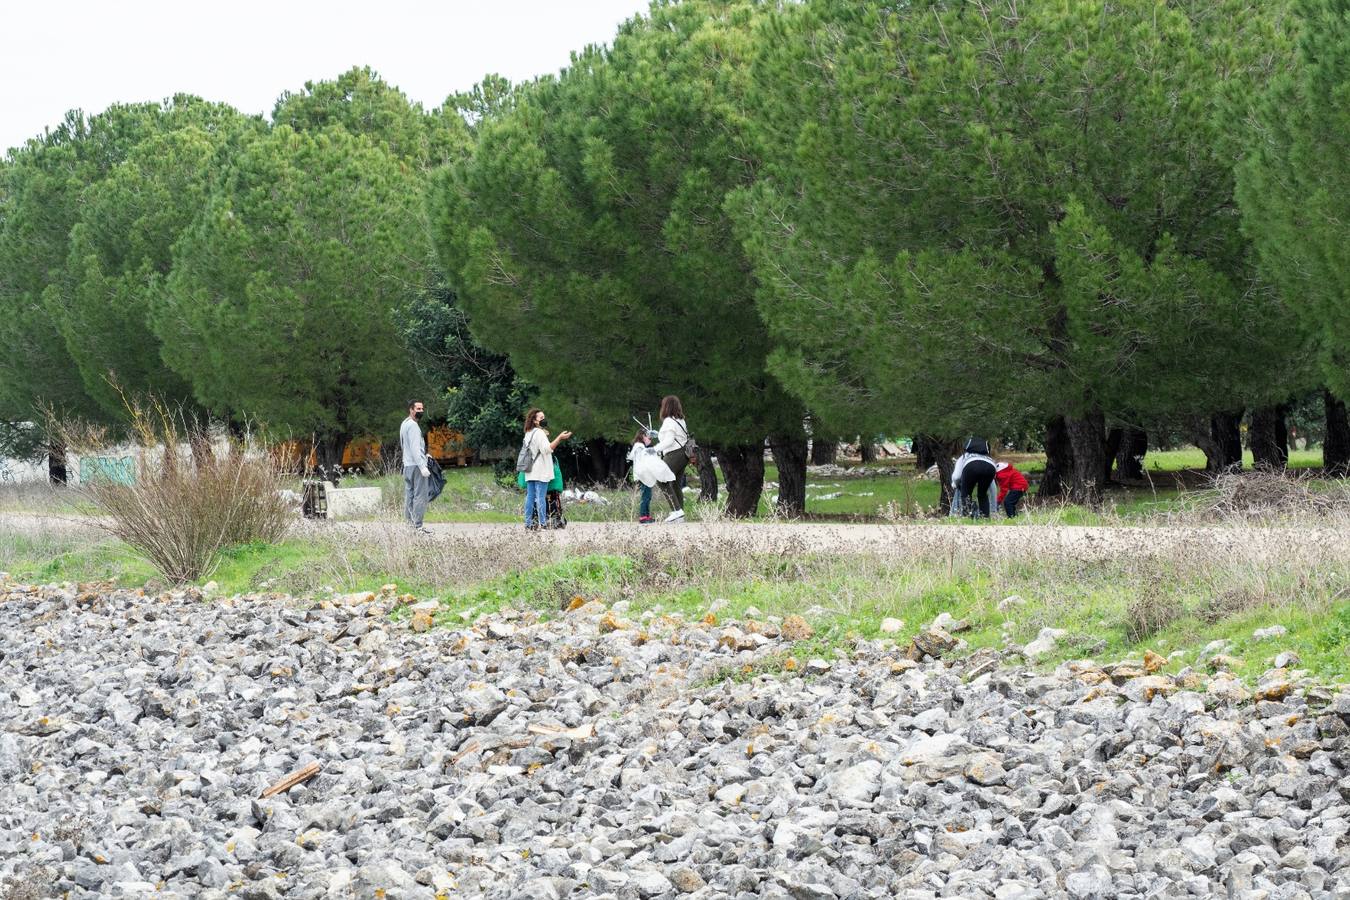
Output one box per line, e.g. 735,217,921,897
524,408,543,432
660,395,684,420
407,399,422,411
633,428,648,444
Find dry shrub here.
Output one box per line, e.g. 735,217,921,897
1198,586,1266,624
1124,583,1182,642
1192,470,1350,521
61,401,289,584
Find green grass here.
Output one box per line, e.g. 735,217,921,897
0,529,158,587
1145,448,1324,472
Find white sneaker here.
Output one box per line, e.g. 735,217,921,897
664,510,685,523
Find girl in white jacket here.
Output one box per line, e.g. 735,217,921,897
628,429,675,524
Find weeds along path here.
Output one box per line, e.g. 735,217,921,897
5,512,1348,566
334,519,1350,565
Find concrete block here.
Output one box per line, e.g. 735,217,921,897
325,487,383,520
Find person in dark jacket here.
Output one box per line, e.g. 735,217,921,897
951,437,997,518
995,460,1029,518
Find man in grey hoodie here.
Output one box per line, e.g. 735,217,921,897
401,400,431,533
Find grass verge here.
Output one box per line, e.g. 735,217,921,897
5,517,1346,685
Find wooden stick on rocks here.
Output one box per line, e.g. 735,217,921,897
260,761,321,798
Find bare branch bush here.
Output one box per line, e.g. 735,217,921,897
55,398,290,584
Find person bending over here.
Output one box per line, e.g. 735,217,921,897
951,437,997,519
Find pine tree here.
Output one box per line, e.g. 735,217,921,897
430,1,806,516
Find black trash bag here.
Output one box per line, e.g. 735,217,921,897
427,458,446,502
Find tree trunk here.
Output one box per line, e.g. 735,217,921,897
1065,410,1107,506
1039,417,1072,498
47,441,68,485
932,436,961,513
860,439,876,463
1104,427,1124,483
914,434,937,472
769,436,809,519
810,439,837,466
1249,405,1289,471
1325,390,1350,478
717,443,765,518
1190,412,1242,473
1210,410,1244,472
314,434,347,485
1116,428,1147,480
697,448,718,502
557,439,629,487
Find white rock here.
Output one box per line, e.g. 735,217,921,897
1182,835,1217,870
825,759,882,806
1252,625,1287,640
1065,865,1112,898
714,783,747,805
1024,627,1067,660
632,871,674,898
880,618,904,634
1273,650,1301,669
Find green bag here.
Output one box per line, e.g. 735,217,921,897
518,459,564,492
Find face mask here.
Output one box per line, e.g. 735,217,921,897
413,410,423,420
539,417,547,427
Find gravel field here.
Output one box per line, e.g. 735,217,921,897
2,577,1348,899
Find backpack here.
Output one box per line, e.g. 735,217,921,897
515,433,537,474
675,419,700,467
965,437,990,456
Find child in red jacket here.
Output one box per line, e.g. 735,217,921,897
994,461,1029,518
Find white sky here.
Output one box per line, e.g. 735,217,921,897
0,0,652,154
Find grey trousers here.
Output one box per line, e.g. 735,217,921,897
403,465,429,528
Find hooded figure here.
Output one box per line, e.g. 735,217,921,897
995,460,1030,518
951,437,998,518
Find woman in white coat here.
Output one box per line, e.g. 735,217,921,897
654,395,693,522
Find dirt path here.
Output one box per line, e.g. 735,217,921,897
7,511,1344,565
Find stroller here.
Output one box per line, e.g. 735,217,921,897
546,488,567,529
